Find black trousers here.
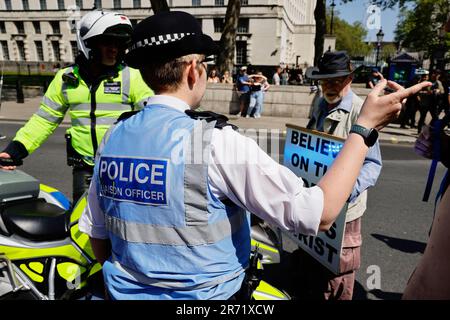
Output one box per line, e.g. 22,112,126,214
72,166,94,205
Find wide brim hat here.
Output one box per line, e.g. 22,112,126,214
125,11,219,68
306,51,362,79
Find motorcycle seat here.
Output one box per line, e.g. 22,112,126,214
0,199,70,241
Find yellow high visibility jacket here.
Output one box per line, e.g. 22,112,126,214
13,64,153,166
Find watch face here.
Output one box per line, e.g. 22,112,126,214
367,129,379,147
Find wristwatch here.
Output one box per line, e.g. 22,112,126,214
350,124,379,147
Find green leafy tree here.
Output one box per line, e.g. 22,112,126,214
395,0,449,69
381,43,398,61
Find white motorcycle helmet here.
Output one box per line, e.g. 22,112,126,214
76,10,133,61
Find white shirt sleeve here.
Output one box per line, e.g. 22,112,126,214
78,178,109,239
208,127,323,236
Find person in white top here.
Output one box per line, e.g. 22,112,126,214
79,11,431,300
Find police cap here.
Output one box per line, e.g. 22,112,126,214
125,11,219,68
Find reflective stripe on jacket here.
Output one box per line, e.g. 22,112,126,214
13,64,153,166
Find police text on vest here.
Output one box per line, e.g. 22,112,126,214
99,156,168,205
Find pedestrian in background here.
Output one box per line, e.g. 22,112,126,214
221,70,233,84
236,66,251,117
272,66,282,85
417,73,438,134
246,71,269,118
207,69,220,83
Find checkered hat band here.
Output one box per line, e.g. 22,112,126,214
130,33,195,51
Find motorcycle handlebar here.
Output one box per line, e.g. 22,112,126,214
0,158,23,166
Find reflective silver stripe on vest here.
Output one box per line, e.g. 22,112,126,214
72,117,118,126
36,108,63,124
42,96,66,113
61,67,74,105
105,211,245,246
110,254,245,290
70,103,132,111
184,120,215,226
121,67,130,106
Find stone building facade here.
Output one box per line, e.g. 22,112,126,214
0,0,317,69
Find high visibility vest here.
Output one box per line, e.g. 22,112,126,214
13,64,153,166
95,105,250,300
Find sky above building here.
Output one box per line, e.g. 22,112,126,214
328,0,402,42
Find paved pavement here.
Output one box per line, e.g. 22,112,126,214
0,96,423,144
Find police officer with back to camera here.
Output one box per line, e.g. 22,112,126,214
78,11,431,300
0,10,153,204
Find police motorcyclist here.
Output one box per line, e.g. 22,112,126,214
0,10,153,203
79,11,431,300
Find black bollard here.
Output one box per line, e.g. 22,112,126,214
16,79,24,104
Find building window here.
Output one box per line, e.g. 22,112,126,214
94,0,102,9
50,21,61,34
76,0,83,9
15,21,25,34
215,0,224,5
17,41,26,61
213,18,224,33
52,41,61,61
236,41,247,65
22,0,29,10
57,0,65,10
241,0,248,5
0,21,5,33
113,0,121,9
40,0,47,10
32,21,41,34
192,0,201,7
1,41,9,60
35,41,44,61
4,0,12,11
71,41,78,60
237,18,249,33
133,0,141,8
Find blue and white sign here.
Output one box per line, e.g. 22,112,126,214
281,125,347,275
99,156,168,206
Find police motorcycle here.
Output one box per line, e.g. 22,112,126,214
0,160,289,300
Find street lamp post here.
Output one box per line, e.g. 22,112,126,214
375,28,384,68
330,0,336,35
